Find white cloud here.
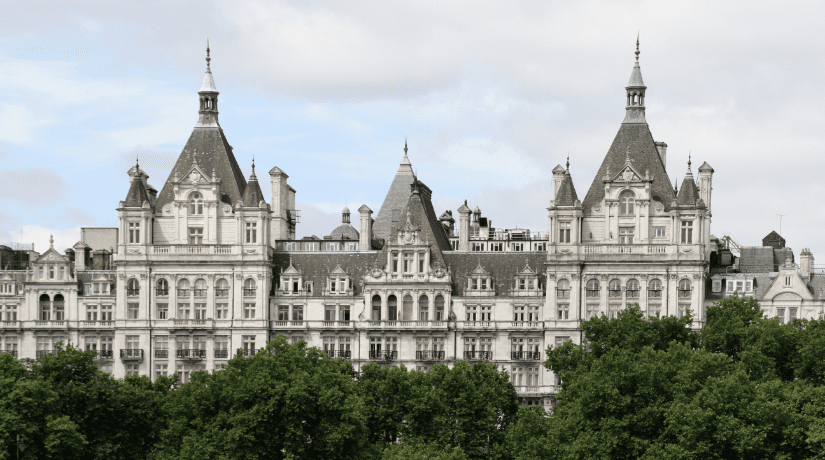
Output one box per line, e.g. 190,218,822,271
3,225,82,254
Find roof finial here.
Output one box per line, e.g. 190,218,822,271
252,155,255,173
566,153,570,171
687,151,692,171
206,38,211,70
626,146,631,163
49,234,54,247
635,32,640,62
404,137,408,156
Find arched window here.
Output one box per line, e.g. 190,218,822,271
127,278,140,297
387,295,398,321
402,295,413,321
189,192,203,215
177,278,190,297
371,295,381,321
609,279,622,297
648,279,662,298
626,279,640,298
556,279,570,298
418,295,429,321
215,278,229,297
619,190,635,215
678,279,692,298
39,294,50,321
434,295,445,321
586,279,600,297
53,294,65,321
156,279,169,296
243,278,256,297
194,278,207,297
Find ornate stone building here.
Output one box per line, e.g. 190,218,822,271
6,39,802,409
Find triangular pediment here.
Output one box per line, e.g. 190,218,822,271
471,263,489,275
283,261,301,275
36,247,68,263
181,163,213,184
611,164,644,182
330,264,347,275
519,262,536,275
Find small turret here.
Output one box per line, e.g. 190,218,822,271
197,40,220,127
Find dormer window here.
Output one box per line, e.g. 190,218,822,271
189,192,203,215
619,190,635,215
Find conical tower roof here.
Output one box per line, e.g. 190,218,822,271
241,159,265,206
373,140,416,241
555,171,579,207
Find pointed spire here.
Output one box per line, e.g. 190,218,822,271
250,156,257,180
623,34,647,124
206,38,211,70
687,151,692,172
635,32,640,62
199,40,218,93
566,153,570,172
404,137,408,156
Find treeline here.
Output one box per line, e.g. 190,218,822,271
5,296,825,459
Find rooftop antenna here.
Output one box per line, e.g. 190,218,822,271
778,214,785,235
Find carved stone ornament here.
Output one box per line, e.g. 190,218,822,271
622,168,636,181
600,274,608,280
547,273,556,279
671,275,678,279
257,274,264,279
571,274,578,280
189,171,201,182
774,292,802,301
139,274,147,279
433,267,446,278
693,274,701,279
371,267,384,278
236,274,244,280
118,274,126,279
640,274,648,279
126,248,141,254
207,274,215,280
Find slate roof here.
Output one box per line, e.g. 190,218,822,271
555,171,579,206
581,123,674,214
739,247,777,273
155,127,248,210
442,252,547,296
124,177,151,208
376,179,452,269
328,224,359,240
676,173,699,206
272,252,377,297
241,167,265,206
373,153,415,241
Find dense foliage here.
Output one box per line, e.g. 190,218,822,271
7,297,825,459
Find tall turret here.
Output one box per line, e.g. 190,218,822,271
623,34,647,124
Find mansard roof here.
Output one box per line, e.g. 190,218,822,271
373,150,416,241
155,127,247,210
272,252,377,297
555,171,579,207
443,252,547,296
582,123,674,214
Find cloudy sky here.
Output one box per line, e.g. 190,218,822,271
1,1,823,261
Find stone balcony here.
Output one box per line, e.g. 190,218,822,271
514,385,559,396
548,243,705,262
167,318,215,331
119,244,269,261
363,320,449,331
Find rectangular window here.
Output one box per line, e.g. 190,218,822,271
100,305,112,321
777,308,786,324
155,336,168,358
324,305,336,321
555,336,570,348
558,303,569,320
126,335,139,349
391,253,399,273
4,305,17,321
193,335,207,351
188,227,203,245
512,243,524,252
785,276,792,286
128,303,139,319
278,305,289,321
680,221,693,244
86,305,98,321
653,226,665,238
789,308,798,322
513,306,524,322
619,227,634,244
346,242,357,251
480,278,488,290
648,305,662,318
292,305,303,321
339,305,350,321
245,222,257,244
216,303,228,319
419,257,425,273
100,336,113,351
155,363,168,379
528,306,539,322
157,303,168,320
244,303,256,319
559,221,571,243
215,336,229,359
608,304,621,319
178,303,190,320
480,305,492,321
195,303,207,320
403,253,414,273
129,222,140,244
326,242,338,251
285,242,297,251
491,242,503,251
466,306,477,321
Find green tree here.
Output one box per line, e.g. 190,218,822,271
153,336,371,460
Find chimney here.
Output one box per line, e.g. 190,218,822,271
457,201,471,251
358,205,373,251
800,248,814,273
552,165,566,200
655,141,667,169
73,241,89,271
439,210,455,237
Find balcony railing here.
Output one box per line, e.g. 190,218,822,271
214,289,229,297
416,350,445,361
193,289,207,297
556,290,570,298
243,288,256,297
214,349,229,359
1,350,17,358
369,350,397,361
648,290,662,298
120,349,144,360
150,245,235,255
127,289,140,296
511,351,541,361
679,289,692,298
242,348,256,358
36,350,55,358
171,319,213,328
80,320,115,328
155,349,169,358
33,320,66,328
608,290,622,298
1,320,19,328
325,350,352,359
464,350,493,361
156,289,169,296
96,349,114,359
177,289,190,297
582,245,669,254
176,349,206,360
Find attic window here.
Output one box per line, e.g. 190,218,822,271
189,192,203,215
619,190,635,215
